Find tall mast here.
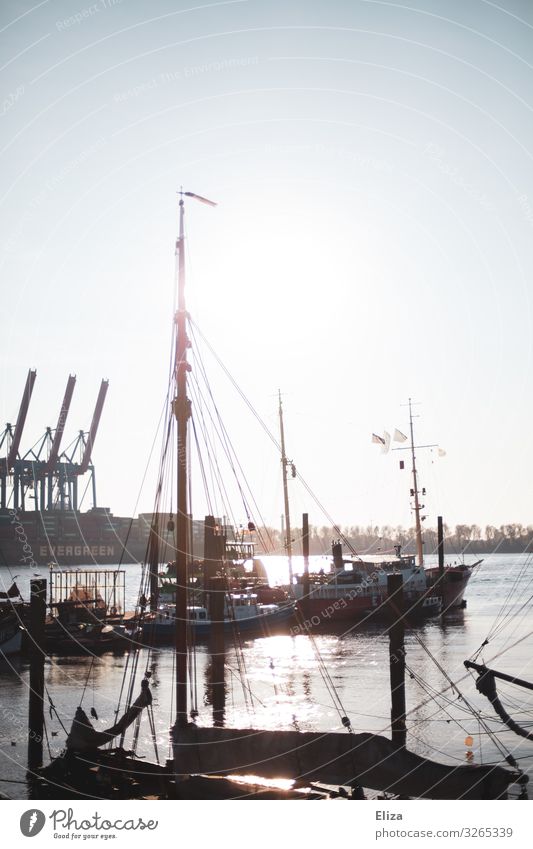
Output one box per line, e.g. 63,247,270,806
173,190,217,730
174,194,190,728
278,391,294,588
408,398,424,567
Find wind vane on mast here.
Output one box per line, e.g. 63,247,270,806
181,189,218,207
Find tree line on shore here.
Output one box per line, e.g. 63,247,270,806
256,523,533,556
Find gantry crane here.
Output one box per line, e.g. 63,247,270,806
0,373,108,513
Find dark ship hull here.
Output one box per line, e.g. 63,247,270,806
0,507,147,566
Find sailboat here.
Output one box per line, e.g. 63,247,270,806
33,191,522,801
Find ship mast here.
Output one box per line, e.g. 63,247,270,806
408,398,424,568
174,193,189,728
173,189,217,728
278,391,294,588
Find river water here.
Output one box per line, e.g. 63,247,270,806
1,552,532,799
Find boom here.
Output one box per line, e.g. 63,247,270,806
79,380,108,474
44,375,76,472
7,369,37,470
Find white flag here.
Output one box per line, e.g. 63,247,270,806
372,433,385,445
381,431,391,454
438,448,446,457
393,428,408,443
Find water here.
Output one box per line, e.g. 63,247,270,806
1,553,533,799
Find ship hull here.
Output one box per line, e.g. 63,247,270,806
425,566,472,610
0,626,22,658
294,591,440,628
0,508,146,566
140,605,295,643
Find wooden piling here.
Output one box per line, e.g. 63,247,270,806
437,515,445,581
27,578,46,771
302,513,310,618
387,572,406,749
208,576,226,726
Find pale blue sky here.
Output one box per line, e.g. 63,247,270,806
1,0,533,532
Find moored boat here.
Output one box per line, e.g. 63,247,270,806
293,543,441,627
140,592,294,643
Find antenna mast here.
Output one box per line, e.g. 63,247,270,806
278,391,294,588
408,398,424,567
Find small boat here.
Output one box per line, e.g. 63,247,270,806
140,592,294,643
42,566,133,654
44,622,130,654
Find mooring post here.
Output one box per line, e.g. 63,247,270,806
302,513,310,618
437,515,445,584
27,578,46,771
208,575,226,726
387,572,406,749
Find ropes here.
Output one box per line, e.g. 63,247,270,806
190,318,359,558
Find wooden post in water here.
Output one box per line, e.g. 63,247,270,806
208,576,226,726
147,516,161,612
302,513,310,618
437,515,445,584
27,578,46,771
203,515,218,600
387,573,406,749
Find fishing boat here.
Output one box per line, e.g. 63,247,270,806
277,395,442,626
293,543,441,626
33,191,523,801
149,522,294,639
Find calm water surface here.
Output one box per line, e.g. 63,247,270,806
1,553,532,799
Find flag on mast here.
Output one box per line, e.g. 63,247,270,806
393,428,408,442
382,430,391,454
372,433,386,445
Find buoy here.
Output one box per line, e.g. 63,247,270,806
464,735,474,747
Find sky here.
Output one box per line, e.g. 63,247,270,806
1,0,533,533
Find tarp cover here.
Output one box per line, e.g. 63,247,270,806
66,679,152,750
